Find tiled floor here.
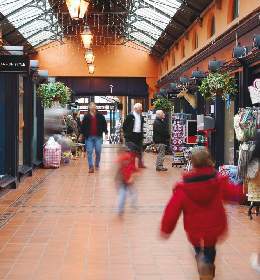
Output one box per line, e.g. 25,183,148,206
0,147,259,280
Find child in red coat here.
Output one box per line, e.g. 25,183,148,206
115,144,139,215
161,147,244,280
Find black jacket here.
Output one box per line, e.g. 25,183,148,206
81,112,108,139
153,118,170,144
123,113,144,142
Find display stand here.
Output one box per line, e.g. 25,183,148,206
171,113,192,168
143,112,156,145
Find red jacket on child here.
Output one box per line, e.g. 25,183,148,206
161,167,244,247
116,151,137,184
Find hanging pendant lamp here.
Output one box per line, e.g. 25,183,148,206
88,64,95,74
81,25,93,48
66,0,89,20
85,49,95,64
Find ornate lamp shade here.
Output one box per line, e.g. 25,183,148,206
85,49,95,64
88,64,95,74
81,26,93,48
66,0,89,20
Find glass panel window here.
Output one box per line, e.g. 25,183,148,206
232,0,239,20
172,52,175,66
129,0,182,50
0,0,62,47
193,31,199,50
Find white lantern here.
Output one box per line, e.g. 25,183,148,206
66,0,89,20
81,25,93,48
88,64,95,74
85,49,95,64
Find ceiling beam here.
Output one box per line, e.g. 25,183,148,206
183,1,201,16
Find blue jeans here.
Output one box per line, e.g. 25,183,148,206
85,136,103,168
118,184,137,213
194,246,216,264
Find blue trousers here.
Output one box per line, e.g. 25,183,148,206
118,184,137,213
85,136,103,168
194,246,216,264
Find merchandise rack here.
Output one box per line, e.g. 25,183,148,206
143,112,156,145
172,113,192,168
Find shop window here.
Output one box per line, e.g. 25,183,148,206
172,52,175,66
165,58,169,72
228,0,239,23
159,63,162,76
192,31,199,50
181,42,185,58
208,15,216,38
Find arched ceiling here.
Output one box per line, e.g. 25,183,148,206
0,0,213,56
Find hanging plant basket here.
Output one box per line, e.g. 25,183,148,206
198,72,238,101
153,96,172,112
37,82,72,108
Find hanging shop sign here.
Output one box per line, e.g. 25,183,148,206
79,103,116,111
0,55,29,73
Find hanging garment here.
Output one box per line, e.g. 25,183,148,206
238,142,255,180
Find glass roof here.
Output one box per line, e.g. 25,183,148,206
0,0,182,52
128,0,182,50
0,0,62,48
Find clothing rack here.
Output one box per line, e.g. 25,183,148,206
235,107,260,219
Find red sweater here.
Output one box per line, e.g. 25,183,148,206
89,115,97,136
116,152,137,184
161,167,244,247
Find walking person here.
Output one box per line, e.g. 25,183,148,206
115,144,139,215
81,102,108,173
123,103,146,168
160,147,244,280
153,110,170,171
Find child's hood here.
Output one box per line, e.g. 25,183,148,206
176,167,220,206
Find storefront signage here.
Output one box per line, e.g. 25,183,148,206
79,104,116,111
0,55,29,73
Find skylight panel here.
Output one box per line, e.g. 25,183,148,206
131,32,156,47
129,0,181,50
132,21,161,38
0,0,62,48
28,30,54,46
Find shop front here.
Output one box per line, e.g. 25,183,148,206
158,8,259,168
0,55,45,188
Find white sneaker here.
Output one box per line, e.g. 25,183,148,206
251,253,260,273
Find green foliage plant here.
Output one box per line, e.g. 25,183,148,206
154,97,172,112
198,72,238,101
37,82,72,108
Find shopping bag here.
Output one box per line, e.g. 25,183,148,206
43,137,62,168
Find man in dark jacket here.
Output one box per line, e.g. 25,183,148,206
153,110,170,171
123,103,146,168
81,102,108,173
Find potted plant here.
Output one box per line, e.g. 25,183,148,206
62,151,72,164
37,82,72,108
153,96,172,112
198,72,238,101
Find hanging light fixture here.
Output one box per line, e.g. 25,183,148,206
85,49,95,64
66,0,89,20
81,25,93,48
88,64,95,74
